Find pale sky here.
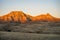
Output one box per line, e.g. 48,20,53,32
0,0,60,18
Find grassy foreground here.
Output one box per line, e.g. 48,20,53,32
0,32,60,40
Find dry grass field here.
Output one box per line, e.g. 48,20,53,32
0,22,60,40
0,32,60,40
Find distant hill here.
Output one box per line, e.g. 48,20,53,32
34,13,60,22
0,11,32,23
0,11,60,23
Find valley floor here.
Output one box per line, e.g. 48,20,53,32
0,32,60,40
0,22,60,40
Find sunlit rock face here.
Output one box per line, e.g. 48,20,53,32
0,11,29,23
0,11,60,23
34,13,60,22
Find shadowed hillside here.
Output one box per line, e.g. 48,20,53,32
0,22,60,34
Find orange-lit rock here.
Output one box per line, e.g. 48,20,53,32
0,11,27,23
34,13,60,22
0,11,60,23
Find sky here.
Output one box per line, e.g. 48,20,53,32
0,0,60,18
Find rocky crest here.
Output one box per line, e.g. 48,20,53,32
0,11,60,23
